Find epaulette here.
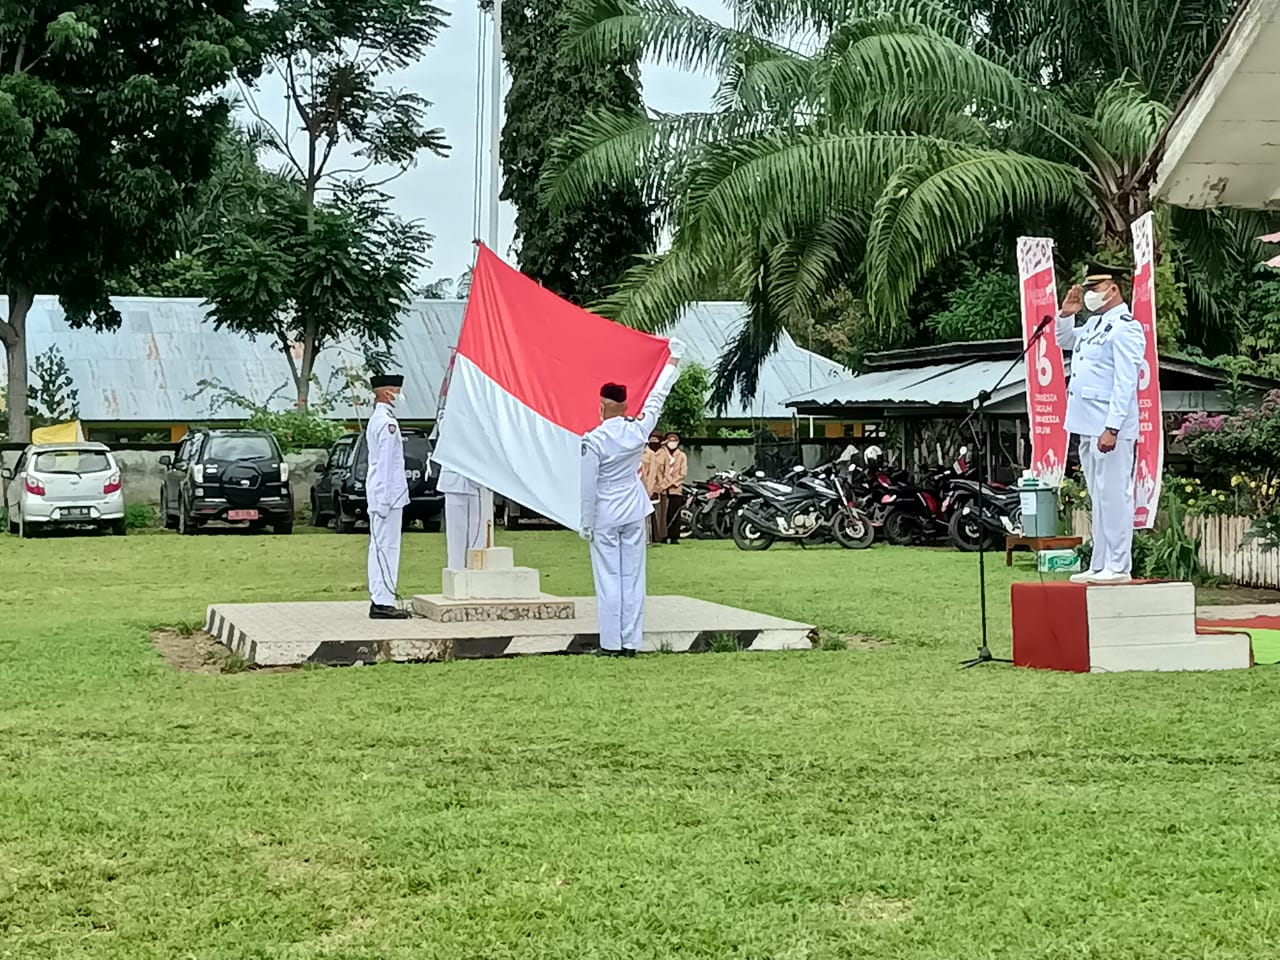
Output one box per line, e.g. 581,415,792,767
1121,313,1134,322
624,416,637,422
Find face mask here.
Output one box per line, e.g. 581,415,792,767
1083,290,1107,313
648,441,660,450
666,441,678,450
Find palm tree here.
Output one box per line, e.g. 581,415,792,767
541,0,1271,404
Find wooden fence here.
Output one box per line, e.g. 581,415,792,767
1071,512,1280,588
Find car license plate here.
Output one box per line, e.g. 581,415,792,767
228,509,259,521
63,507,90,518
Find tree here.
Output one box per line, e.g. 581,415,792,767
661,362,711,437
499,0,655,304
0,2,264,441
206,0,450,409
541,0,1269,404
30,345,79,424
201,166,431,400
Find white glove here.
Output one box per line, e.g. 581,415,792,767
667,337,686,360
579,527,594,542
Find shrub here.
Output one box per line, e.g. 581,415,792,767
125,504,156,530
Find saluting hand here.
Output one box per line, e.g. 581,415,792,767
1061,284,1084,315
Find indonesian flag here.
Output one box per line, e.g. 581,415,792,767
432,245,673,530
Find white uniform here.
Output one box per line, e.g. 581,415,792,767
438,466,487,570
366,402,410,605
1056,302,1146,575
580,365,679,652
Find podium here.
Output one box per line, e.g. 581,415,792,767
1011,580,1252,673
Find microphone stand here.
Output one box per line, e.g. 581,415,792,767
959,315,1054,669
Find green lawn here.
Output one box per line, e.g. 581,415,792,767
2,531,1279,959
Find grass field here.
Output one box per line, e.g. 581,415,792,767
2,530,1280,959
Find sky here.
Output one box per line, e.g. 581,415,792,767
246,0,731,288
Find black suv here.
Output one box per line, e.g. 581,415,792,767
309,429,443,533
160,429,294,535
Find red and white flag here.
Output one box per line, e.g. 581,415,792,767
1130,212,1163,529
1017,237,1068,486
432,245,672,530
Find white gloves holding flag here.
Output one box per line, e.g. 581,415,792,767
579,527,594,543
668,337,685,360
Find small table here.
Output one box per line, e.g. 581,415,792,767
1005,535,1082,566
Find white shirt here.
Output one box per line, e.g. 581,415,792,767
580,365,679,531
1055,302,1146,440
365,402,409,515
437,465,481,496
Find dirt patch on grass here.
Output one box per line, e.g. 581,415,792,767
845,634,890,650
150,628,295,674
838,893,914,923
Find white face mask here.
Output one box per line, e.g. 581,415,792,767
667,441,678,450
1083,290,1108,313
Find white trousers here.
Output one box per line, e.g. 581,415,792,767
445,492,485,570
1079,436,1136,575
368,508,403,606
589,521,647,651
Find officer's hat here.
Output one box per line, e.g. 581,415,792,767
370,374,405,389
1082,262,1130,287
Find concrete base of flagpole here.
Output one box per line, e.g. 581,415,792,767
203,596,816,666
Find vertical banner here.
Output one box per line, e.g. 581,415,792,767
1017,237,1068,486
1130,213,1162,529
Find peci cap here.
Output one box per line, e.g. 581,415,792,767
371,374,405,389
600,383,627,403
1082,262,1130,287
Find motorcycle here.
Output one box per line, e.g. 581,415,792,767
946,482,1023,550
685,471,743,540
876,451,979,546
731,463,874,551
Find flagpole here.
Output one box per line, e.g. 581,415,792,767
482,0,502,549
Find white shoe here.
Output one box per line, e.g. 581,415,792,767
1069,570,1098,584
1088,570,1132,584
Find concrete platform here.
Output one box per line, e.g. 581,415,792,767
204,597,816,667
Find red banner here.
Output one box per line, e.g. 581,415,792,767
1017,237,1068,486
1130,213,1163,529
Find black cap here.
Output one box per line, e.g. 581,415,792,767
1083,262,1130,287
600,383,627,403
371,374,404,389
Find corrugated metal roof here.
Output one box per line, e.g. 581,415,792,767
1151,0,1280,208
785,360,1026,408
5,296,847,423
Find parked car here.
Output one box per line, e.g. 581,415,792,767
159,428,293,535
3,442,126,538
493,492,558,531
309,429,443,533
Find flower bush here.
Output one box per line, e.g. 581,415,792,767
1178,392,1280,484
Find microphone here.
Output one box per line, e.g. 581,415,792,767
1027,314,1053,344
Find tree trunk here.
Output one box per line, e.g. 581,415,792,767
297,324,319,410
1,285,33,443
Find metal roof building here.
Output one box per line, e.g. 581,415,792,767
784,340,1278,417
7,296,847,426
1148,0,1280,209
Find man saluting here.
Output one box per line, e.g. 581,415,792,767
1055,262,1146,584
366,373,412,619
580,341,683,656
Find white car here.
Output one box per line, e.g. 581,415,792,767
3,442,126,538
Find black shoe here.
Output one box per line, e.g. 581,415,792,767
370,604,412,620
621,649,638,658
594,648,623,658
